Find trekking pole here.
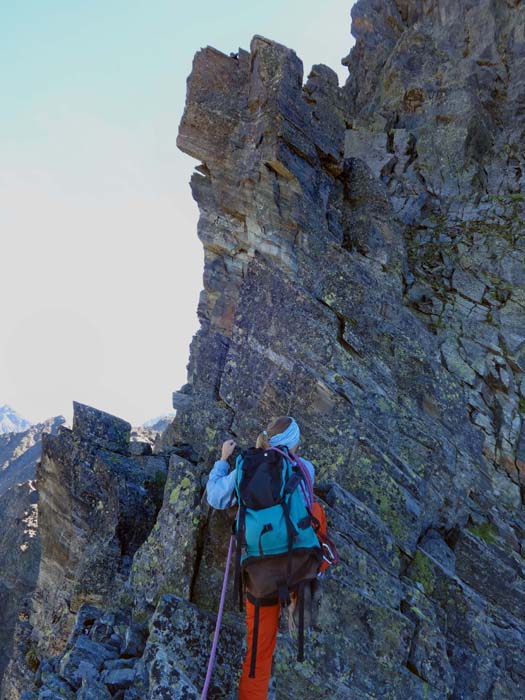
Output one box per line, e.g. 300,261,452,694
200,534,234,700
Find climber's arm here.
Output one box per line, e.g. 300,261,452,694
206,459,237,509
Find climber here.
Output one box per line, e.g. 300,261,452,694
206,415,320,700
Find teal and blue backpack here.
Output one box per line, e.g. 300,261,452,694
232,444,323,676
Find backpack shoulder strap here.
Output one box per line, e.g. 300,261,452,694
232,451,247,611
287,451,314,508
270,446,314,508
234,452,243,492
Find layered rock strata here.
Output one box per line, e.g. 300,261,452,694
168,22,525,698
343,0,525,479
0,418,64,690
0,417,65,498
1,402,170,699
0,482,39,688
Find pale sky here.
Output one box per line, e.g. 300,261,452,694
1,0,356,427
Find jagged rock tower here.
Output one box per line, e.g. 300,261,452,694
2,1,525,698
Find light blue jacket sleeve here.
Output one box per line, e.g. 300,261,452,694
206,459,237,509
206,455,315,510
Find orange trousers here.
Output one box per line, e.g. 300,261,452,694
238,597,280,700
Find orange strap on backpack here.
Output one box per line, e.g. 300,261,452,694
310,501,339,573
283,449,339,574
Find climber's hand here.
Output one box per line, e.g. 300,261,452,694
221,439,236,461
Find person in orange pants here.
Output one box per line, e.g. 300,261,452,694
238,595,280,700
206,417,325,699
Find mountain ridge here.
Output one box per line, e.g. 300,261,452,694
0,406,32,436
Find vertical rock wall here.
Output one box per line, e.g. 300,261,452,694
29,403,168,658
0,482,39,688
169,23,525,699
0,418,64,692
343,0,525,479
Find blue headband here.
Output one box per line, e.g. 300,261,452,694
269,417,300,449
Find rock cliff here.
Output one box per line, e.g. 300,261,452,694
0,481,39,689
2,1,525,698
0,417,64,687
0,417,65,498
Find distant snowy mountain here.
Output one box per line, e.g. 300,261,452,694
142,413,175,432
0,405,33,435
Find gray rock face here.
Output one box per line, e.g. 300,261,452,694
170,15,525,697
76,679,111,700
0,416,65,498
0,417,64,693
342,0,525,482
72,402,131,454
0,402,168,700
0,482,40,689
130,454,205,613
3,3,525,699
133,595,243,700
